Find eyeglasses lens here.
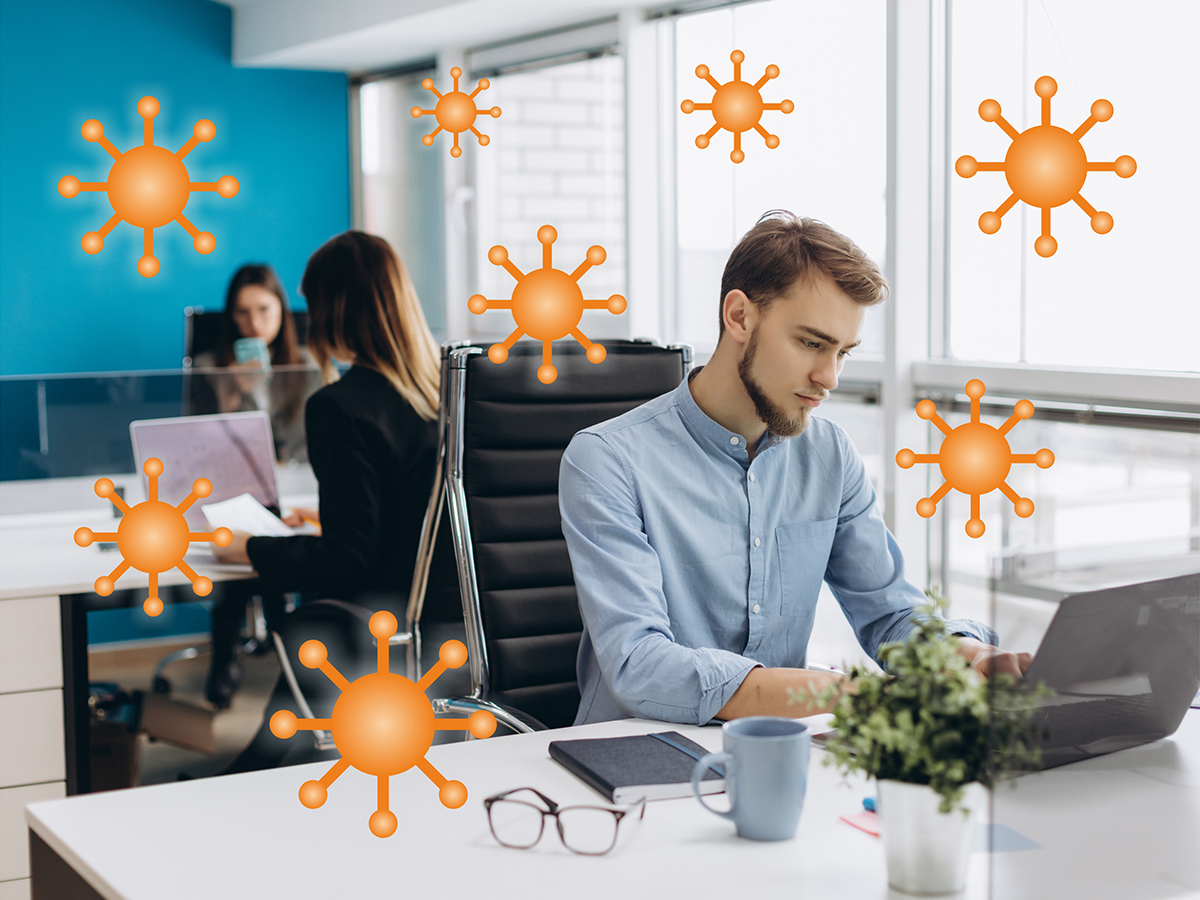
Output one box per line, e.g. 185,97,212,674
488,799,545,848
556,806,621,855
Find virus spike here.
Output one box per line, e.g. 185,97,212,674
321,756,350,786
896,381,1054,537
967,495,985,538
916,480,955,518
138,95,158,146
957,77,1136,256
98,559,131,594
417,756,447,788
539,224,556,268
570,245,605,281
371,777,397,838
145,572,162,617
370,610,397,675
698,65,722,92
540,341,556,384
139,228,158,279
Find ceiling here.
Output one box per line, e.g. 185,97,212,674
215,0,657,73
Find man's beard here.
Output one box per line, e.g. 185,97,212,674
737,329,812,439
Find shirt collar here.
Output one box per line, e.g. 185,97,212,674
675,366,789,463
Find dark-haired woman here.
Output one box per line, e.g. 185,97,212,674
212,232,460,773
194,264,313,463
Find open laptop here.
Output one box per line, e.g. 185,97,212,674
129,411,280,531
1020,571,1200,769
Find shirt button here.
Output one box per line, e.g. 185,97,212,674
752,604,761,614
729,436,740,445
753,537,761,547
748,472,756,482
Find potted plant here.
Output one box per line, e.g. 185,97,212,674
790,592,1044,896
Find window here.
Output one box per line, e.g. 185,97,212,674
949,0,1199,371
471,53,627,344
359,71,447,339
673,0,888,354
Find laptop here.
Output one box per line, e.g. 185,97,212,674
129,411,280,531
1020,571,1200,769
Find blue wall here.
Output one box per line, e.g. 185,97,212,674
0,0,350,375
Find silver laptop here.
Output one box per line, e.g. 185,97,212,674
1022,571,1200,769
129,411,280,530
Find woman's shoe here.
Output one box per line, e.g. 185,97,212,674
204,656,243,709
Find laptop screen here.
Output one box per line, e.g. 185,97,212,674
129,411,279,529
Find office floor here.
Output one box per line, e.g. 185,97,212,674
88,621,474,787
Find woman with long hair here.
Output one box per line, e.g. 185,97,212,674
212,232,461,769
193,264,312,463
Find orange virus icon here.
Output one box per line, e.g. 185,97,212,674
468,224,627,384
681,50,793,164
411,67,501,158
73,458,233,616
955,76,1136,257
896,380,1054,539
57,96,239,277
270,611,497,837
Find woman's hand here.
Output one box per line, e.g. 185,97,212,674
211,530,252,565
281,506,320,528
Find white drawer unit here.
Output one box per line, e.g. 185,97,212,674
0,781,65,882
0,597,62,695
0,691,65,789
0,877,31,900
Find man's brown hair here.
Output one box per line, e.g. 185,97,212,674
718,210,889,335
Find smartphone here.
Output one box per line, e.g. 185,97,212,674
233,337,270,368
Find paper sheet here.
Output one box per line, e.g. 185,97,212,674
201,492,294,537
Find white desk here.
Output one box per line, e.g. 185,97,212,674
25,711,1200,900
0,469,315,900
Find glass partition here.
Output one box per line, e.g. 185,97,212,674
0,366,325,481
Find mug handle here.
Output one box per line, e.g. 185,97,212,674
691,752,734,819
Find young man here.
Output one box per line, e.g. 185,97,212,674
559,211,1031,726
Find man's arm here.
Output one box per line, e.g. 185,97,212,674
560,432,760,725
716,666,848,719
821,425,1020,668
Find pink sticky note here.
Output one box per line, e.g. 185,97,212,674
840,810,880,837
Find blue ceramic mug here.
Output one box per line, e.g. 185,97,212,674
690,716,811,841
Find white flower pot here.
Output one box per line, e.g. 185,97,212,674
877,779,983,896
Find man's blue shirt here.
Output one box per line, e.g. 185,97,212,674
559,369,996,726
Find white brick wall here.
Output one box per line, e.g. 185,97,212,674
473,55,627,342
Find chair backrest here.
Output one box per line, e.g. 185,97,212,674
183,307,309,367
444,339,691,728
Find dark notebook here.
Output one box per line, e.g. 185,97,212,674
548,731,725,803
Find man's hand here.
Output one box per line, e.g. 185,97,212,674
212,530,252,565
955,637,1032,678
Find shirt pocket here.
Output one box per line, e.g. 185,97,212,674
776,517,837,617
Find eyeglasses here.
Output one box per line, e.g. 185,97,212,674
483,787,646,856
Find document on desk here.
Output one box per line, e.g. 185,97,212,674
200,492,294,537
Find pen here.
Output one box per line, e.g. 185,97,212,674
298,513,321,534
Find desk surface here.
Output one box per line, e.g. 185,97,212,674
27,711,1200,900
0,470,317,599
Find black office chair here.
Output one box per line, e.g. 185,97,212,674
426,339,692,732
